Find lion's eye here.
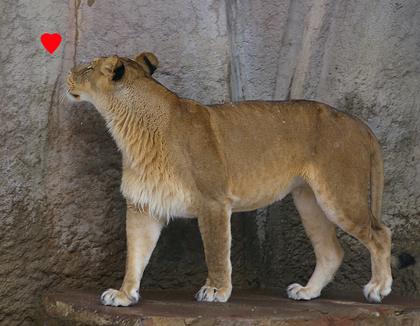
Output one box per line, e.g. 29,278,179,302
82,66,92,74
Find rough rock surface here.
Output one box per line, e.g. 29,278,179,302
1,0,420,325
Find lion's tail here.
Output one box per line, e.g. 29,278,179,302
369,130,384,228
369,131,416,270
391,253,416,269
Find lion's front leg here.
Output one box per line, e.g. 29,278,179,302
101,203,164,306
195,204,232,302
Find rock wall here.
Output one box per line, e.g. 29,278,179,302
1,0,419,325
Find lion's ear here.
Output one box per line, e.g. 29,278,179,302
134,52,158,75
101,55,125,81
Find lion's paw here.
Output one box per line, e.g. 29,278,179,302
287,283,320,301
101,288,139,306
363,278,392,303
195,285,230,302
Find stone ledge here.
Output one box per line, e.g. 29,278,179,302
37,288,420,326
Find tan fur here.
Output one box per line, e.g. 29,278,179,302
67,53,392,306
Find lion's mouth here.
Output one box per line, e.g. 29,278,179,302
67,78,79,100
67,90,81,101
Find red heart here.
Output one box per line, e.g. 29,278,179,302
40,33,62,54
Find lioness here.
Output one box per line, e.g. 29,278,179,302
67,52,393,306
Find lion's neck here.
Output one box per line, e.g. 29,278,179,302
101,85,179,173
110,109,160,172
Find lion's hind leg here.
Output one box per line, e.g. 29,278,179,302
336,219,391,303
312,184,392,303
361,225,392,302
288,183,345,300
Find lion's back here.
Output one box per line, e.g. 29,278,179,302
208,100,370,152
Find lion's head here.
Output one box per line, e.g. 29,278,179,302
67,52,159,105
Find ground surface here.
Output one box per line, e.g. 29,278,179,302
37,288,420,325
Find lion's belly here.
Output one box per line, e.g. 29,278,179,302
229,177,305,212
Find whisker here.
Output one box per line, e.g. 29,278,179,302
59,92,69,105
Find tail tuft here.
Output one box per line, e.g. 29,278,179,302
391,253,416,269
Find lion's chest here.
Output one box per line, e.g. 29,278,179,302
120,165,193,220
